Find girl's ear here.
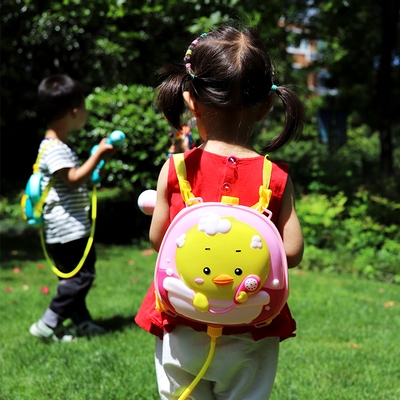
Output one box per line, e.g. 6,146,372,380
70,108,78,119
256,94,275,121
183,91,201,118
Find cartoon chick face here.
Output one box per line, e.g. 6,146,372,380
175,214,270,301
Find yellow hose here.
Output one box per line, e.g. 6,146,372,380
178,325,223,400
40,186,97,279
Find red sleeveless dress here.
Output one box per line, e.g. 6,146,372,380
135,148,296,341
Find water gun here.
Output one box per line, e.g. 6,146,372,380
91,130,125,184
137,189,157,215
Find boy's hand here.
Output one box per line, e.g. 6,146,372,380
97,138,120,160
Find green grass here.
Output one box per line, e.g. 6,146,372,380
1,239,399,399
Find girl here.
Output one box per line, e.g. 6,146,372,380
135,25,305,399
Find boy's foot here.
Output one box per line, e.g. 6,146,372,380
75,321,106,337
29,320,76,342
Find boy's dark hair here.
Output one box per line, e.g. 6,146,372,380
38,74,85,123
157,26,305,151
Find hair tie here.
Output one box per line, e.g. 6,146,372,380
183,32,208,80
271,84,277,91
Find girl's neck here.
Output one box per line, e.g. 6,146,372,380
200,140,259,158
195,104,263,155
197,116,260,157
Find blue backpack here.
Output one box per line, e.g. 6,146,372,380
20,141,57,226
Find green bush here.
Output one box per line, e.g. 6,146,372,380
72,84,172,192
297,190,400,283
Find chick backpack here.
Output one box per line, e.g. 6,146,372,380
154,153,289,399
155,153,289,326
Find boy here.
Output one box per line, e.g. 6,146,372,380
29,74,118,342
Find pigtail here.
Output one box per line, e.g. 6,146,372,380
266,85,305,152
157,65,190,131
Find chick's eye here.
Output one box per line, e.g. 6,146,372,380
234,268,243,276
203,267,211,275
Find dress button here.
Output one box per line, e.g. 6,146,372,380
227,156,237,165
222,182,232,194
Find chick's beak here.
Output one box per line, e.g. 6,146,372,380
212,274,234,286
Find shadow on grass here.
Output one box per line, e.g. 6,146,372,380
0,232,44,268
94,314,139,333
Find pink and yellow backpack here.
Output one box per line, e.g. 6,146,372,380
153,153,289,399
154,153,289,328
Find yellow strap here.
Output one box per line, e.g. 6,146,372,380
39,185,97,279
174,153,272,212
33,140,59,174
173,153,199,205
33,177,55,218
252,155,273,213
20,194,28,221
32,139,60,217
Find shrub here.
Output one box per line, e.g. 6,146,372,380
72,84,172,192
297,190,400,283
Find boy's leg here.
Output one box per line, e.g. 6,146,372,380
42,238,96,327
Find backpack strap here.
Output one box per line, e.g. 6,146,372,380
172,153,199,205
173,153,273,212
33,140,58,173
253,155,273,213
32,140,60,218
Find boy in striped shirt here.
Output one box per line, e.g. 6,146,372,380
30,74,118,342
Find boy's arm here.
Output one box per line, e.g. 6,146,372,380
57,138,117,189
276,175,304,268
149,160,170,252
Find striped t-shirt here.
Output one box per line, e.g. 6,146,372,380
38,138,91,244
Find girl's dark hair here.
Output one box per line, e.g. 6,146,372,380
38,74,85,123
157,26,304,151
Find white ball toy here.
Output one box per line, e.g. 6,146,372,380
138,189,157,215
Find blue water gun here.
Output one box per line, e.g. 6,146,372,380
91,130,125,184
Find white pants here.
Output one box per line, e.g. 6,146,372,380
155,325,279,400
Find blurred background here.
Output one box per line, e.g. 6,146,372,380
1,0,399,282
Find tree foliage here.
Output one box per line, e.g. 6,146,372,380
1,0,399,192
305,0,400,173
1,0,306,191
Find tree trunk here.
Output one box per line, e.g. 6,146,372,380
377,0,400,174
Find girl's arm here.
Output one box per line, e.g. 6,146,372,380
149,160,171,252
56,138,116,189
276,175,304,268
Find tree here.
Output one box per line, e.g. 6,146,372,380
1,0,307,192
306,0,400,174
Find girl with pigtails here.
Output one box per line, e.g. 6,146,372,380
136,25,305,399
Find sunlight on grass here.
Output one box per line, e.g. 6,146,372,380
1,244,399,399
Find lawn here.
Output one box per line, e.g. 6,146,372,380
1,239,399,399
